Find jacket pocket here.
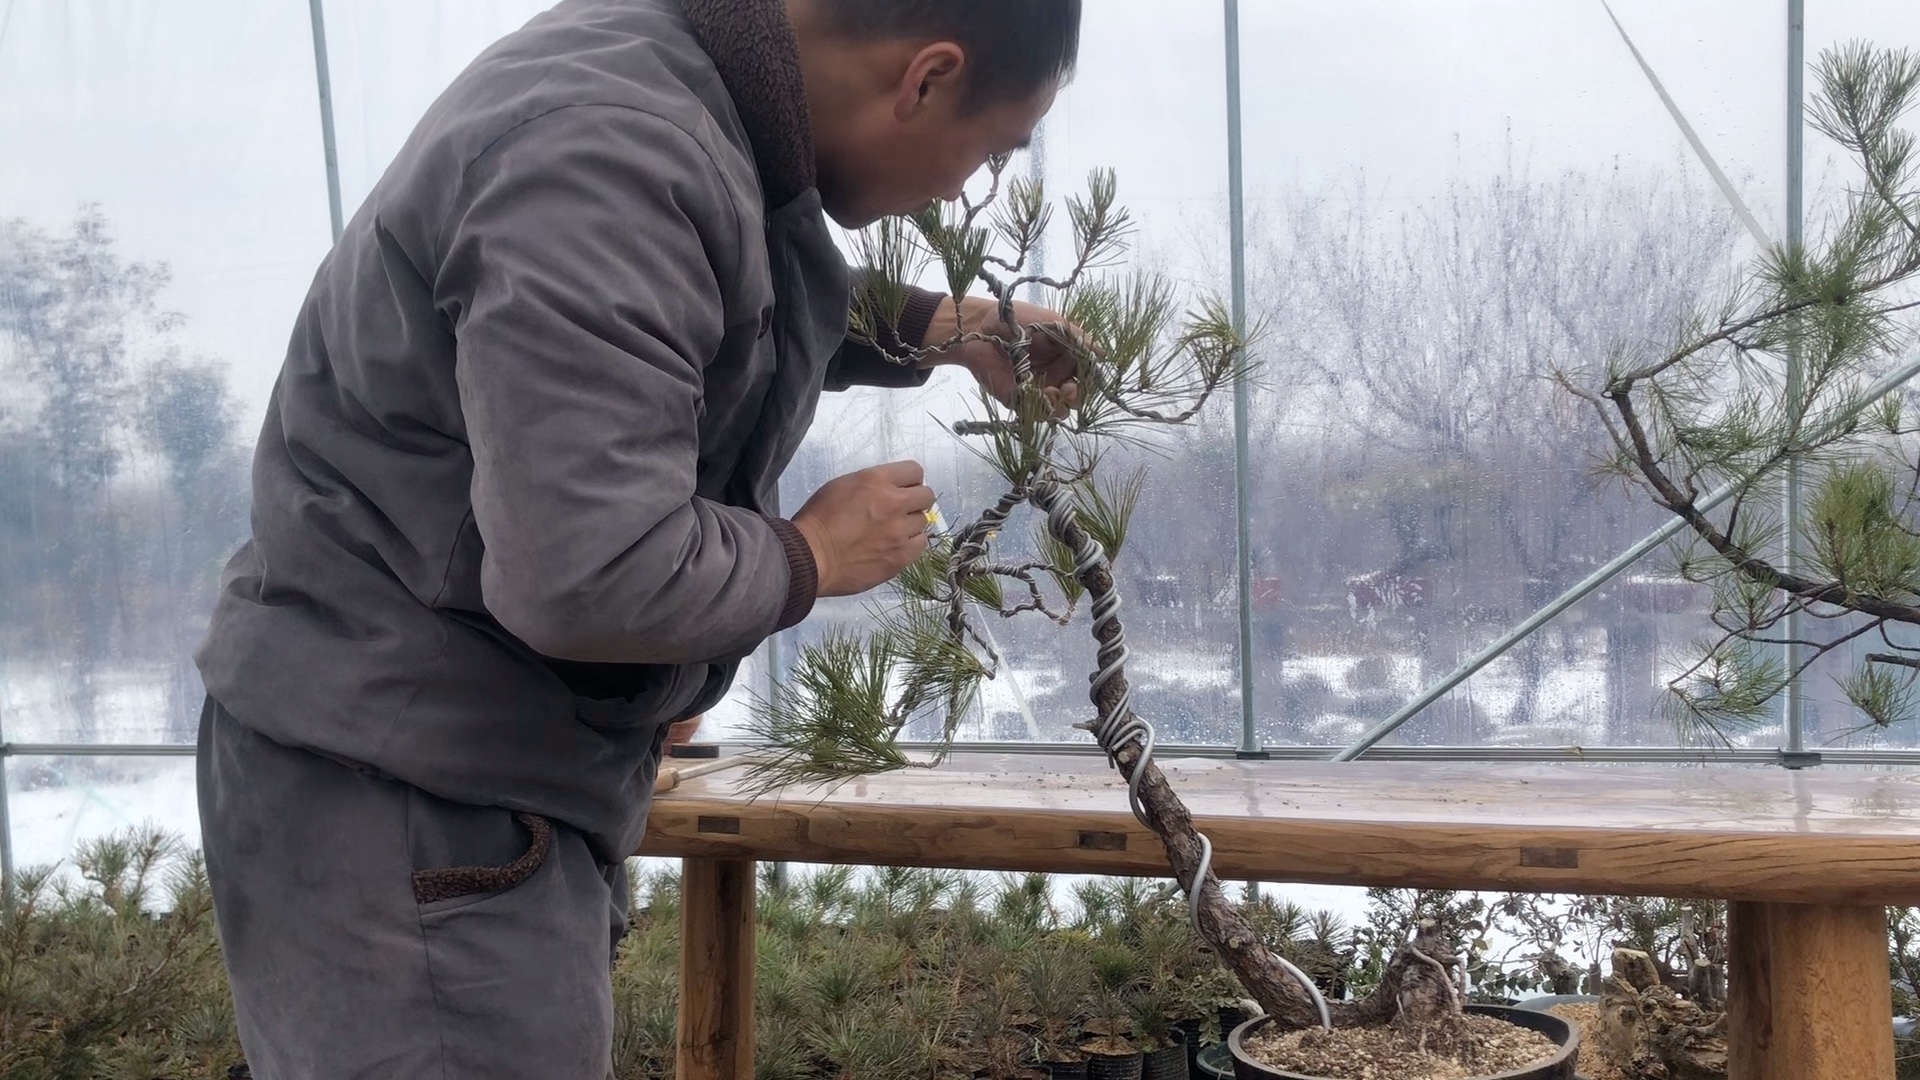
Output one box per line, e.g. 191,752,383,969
408,786,553,910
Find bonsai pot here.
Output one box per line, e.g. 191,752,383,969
1172,1017,1204,1073
662,715,703,749
1194,1041,1235,1080
1218,1005,1254,1041
1513,994,1600,1013
1226,1005,1577,1080
1080,1040,1144,1080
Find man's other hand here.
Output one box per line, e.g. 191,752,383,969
924,295,1085,414
791,460,936,597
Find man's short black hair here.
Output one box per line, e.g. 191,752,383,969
818,0,1082,109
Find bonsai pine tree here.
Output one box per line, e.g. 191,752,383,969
742,157,1497,1037
1563,42,1920,740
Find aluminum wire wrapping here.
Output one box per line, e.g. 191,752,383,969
1028,478,1331,1029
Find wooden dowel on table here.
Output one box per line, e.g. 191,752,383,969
655,753,758,795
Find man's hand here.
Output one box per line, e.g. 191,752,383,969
791,461,936,597
923,295,1086,413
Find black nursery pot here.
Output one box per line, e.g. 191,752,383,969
1226,1006,1578,1080
1142,1038,1191,1080
1175,1019,1205,1075
1085,1049,1145,1080
1218,1006,1254,1044
1046,1063,1091,1080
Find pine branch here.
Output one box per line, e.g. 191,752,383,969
1607,249,1920,394
978,561,1072,623
1810,44,1920,242
1866,653,1920,669
959,153,1013,233
1599,89,1920,732
1840,652,1920,729
947,487,1029,648
1610,387,1920,624
1879,623,1920,653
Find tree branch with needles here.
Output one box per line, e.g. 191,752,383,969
1572,43,1920,740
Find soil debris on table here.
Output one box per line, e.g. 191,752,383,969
1242,1013,1558,1079
1544,1003,1628,1080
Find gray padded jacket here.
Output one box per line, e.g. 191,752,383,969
194,0,942,861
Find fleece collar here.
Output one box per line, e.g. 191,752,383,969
679,0,817,208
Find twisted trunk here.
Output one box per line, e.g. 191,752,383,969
1043,489,1458,1033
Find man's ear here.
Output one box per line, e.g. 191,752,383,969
893,42,966,121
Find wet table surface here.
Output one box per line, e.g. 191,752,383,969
645,754,1920,904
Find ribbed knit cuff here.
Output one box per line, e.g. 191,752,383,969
763,516,819,631
896,285,948,352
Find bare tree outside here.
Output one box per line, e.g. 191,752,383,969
0,208,247,743
1188,159,1742,748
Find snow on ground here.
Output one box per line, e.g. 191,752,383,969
0,653,1617,992
1463,657,1611,742
1282,654,1426,696
1283,655,1362,691
8,756,199,876
0,640,1652,891
1,659,183,744
1132,649,1240,693
973,664,1066,739
0,634,1790,965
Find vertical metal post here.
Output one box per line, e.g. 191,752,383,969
309,0,346,243
1783,0,1807,760
0,737,13,905
1026,121,1048,306
1224,0,1259,756
765,634,783,709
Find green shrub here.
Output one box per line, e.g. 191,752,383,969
0,826,241,1080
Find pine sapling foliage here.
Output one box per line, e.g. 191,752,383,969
747,156,1240,781
1565,43,1920,742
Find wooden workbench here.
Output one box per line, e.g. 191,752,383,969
643,753,1920,1080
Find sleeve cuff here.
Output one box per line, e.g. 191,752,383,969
763,516,819,631
895,286,947,353
824,283,949,392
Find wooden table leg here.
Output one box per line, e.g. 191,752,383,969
1728,900,1892,1080
677,858,755,1080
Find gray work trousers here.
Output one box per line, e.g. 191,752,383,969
197,697,629,1080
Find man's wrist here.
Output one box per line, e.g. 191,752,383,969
889,287,947,366
763,516,821,629
919,295,994,369
917,297,960,366
791,515,837,599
